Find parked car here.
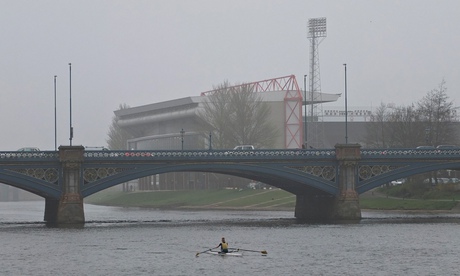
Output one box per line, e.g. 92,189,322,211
233,145,255,150
438,178,450,184
85,146,109,151
247,181,264,189
17,147,40,152
390,179,405,185
423,178,452,185
416,146,435,149
436,145,459,149
17,147,42,157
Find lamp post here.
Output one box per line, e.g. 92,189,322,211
425,127,430,145
54,75,57,151
343,63,348,144
180,128,185,150
209,132,212,150
69,63,73,146
303,74,308,147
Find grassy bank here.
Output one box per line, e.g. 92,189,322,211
85,189,296,210
86,188,459,211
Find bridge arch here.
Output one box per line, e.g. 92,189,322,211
0,171,61,199
81,162,338,198
357,161,460,193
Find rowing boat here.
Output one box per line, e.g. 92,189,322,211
206,250,242,257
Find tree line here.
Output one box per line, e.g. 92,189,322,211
365,80,458,148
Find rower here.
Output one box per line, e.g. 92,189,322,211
215,237,229,253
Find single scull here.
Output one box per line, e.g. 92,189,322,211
206,250,243,257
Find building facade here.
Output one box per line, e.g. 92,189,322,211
114,77,341,190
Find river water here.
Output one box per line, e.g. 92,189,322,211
1,201,460,276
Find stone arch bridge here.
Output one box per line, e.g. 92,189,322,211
0,145,459,224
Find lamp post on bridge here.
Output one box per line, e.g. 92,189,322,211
54,75,57,151
425,127,430,145
180,128,185,150
343,63,348,144
303,74,308,147
209,132,212,150
69,63,74,146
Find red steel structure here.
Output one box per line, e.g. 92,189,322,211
201,75,303,149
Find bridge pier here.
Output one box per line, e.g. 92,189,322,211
295,144,362,221
44,198,59,222
294,194,336,220
334,143,361,220
46,146,85,225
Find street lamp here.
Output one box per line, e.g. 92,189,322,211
180,128,185,150
54,75,57,151
425,127,430,145
343,63,348,144
69,63,73,146
303,74,308,147
209,132,212,150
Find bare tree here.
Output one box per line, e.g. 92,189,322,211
365,80,458,148
199,82,233,149
365,103,390,148
417,80,457,146
385,104,424,147
106,103,135,150
199,82,278,149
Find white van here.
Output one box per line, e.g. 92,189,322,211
233,145,255,150
85,146,109,151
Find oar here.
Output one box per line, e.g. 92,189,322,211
234,248,268,255
195,248,212,257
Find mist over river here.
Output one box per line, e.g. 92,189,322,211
1,201,459,276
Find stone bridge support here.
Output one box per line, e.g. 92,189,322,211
295,144,362,221
44,146,85,224
334,143,361,220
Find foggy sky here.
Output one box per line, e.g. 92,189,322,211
1,0,459,150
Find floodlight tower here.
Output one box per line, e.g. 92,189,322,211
307,17,326,148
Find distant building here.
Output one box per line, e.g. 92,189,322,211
115,77,341,151
113,77,460,191
114,76,342,190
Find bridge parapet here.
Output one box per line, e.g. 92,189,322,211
2,147,459,161
83,149,337,161
0,151,59,160
361,148,460,158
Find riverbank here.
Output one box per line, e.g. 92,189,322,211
85,188,296,210
85,188,460,212
360,190,460,213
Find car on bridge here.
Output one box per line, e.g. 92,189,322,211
436,145,459,149
233,145,255,150
85,146,109,151
17,147,42,157
17,147,40,152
